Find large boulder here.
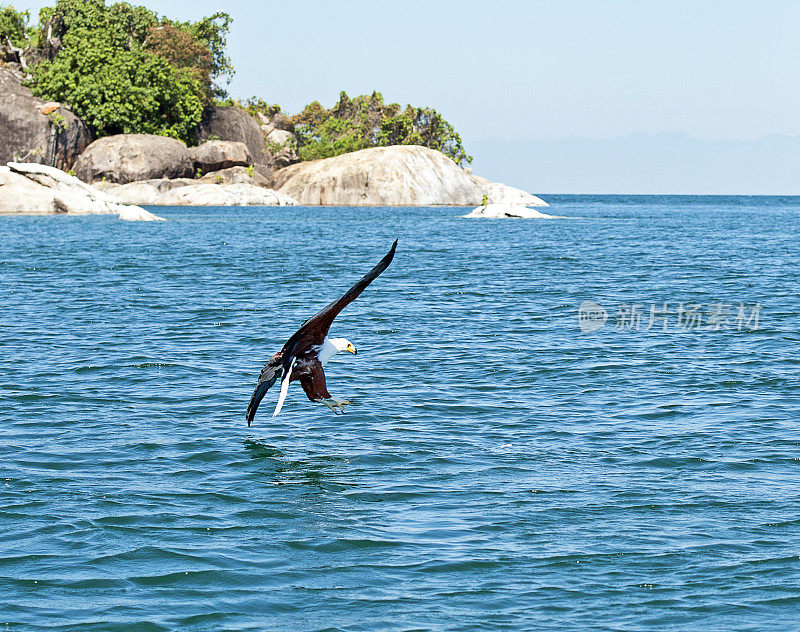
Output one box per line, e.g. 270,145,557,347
0,162,163,220
197,106,270,167
269,145,549,206
73,134,193,184
0,65,91,170
190,140,252,175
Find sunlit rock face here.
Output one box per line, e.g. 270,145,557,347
269,145,548,207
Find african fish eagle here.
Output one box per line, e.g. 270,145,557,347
246,240,398,424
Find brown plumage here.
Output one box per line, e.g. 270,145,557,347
246,240,398,425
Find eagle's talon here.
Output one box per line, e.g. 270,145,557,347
320,398,352,414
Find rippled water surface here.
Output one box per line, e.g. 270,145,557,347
1,196,799,631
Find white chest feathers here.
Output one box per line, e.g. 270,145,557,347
317,338,338,366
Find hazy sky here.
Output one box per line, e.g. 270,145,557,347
10,1,800,192
13,0,799,143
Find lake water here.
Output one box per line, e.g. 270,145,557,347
1,196,799,631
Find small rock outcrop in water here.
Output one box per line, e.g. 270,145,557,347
0,162,164,220
108,179,297,206
462,203,556,219
0,65,91,170
73,134,193,184
269,145,548,206
189,140,252,175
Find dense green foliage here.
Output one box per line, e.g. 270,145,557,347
290,91,472,166
25,0,231,142
0,4,32,49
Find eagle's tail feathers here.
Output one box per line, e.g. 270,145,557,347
272,357,296,418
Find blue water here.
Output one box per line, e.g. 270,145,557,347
1,196,799,631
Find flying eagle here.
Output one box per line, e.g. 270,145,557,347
246,240,398,425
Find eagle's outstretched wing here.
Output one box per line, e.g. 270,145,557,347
278,239,397,375
245,353,283,426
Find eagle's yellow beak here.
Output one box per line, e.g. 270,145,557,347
347,343,357,355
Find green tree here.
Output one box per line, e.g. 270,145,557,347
386,106,472,167
182,12,233,98
0,5,30,47
27,0,232,143
145,23,213,98
0,4,35,63
290,91,472,165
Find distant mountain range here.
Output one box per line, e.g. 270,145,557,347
468,133,800,195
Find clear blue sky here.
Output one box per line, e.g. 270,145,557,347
11,1,800,192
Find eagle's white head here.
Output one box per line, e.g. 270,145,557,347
318,337,357,365
330,337,357,355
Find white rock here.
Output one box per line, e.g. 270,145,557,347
0,166,63,214
1,162,161,220
117,206,166,221
106,178,195,204
462,203,557,219
110,181,162,205
154,183,298,206
476,179,549,206
9,161,119,202
105,177,297,206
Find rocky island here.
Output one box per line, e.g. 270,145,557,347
0,2,547,215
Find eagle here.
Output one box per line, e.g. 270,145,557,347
246,240,398,425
